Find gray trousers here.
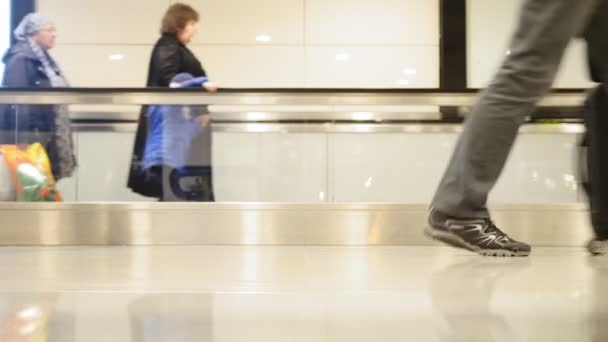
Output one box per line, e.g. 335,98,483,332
432,0,608,218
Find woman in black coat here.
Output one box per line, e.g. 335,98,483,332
128,3,217,200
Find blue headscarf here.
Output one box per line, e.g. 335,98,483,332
11,14,75,180
14,13,53,41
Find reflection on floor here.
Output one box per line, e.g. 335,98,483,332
0,246,606,341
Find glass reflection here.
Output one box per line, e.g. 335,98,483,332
431,258,529,342
587,258,608,342
0,294,72,342
129,294,213,342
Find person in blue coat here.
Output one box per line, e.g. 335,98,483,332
1,13,75,181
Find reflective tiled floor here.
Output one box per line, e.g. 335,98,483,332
0,246,606,341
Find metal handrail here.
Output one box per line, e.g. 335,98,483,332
0,88,586,106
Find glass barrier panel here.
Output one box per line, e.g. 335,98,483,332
0,93,584,204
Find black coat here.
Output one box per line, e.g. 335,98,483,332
145,34,207,87
127,34,212,199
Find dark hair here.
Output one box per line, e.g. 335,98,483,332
161,3,199,35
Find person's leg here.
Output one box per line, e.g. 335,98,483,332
585,0,608,85
160,165,180,202
432,0,598,218
186,123,214,202
428,0,600,256
583,0,608,254
585,86,608,253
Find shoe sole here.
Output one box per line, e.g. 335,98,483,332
424,227,530,258
588,241,608,256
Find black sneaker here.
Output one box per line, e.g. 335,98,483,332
588,239,608,256
426,208,531,257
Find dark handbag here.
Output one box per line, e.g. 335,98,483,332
169,166,214,201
